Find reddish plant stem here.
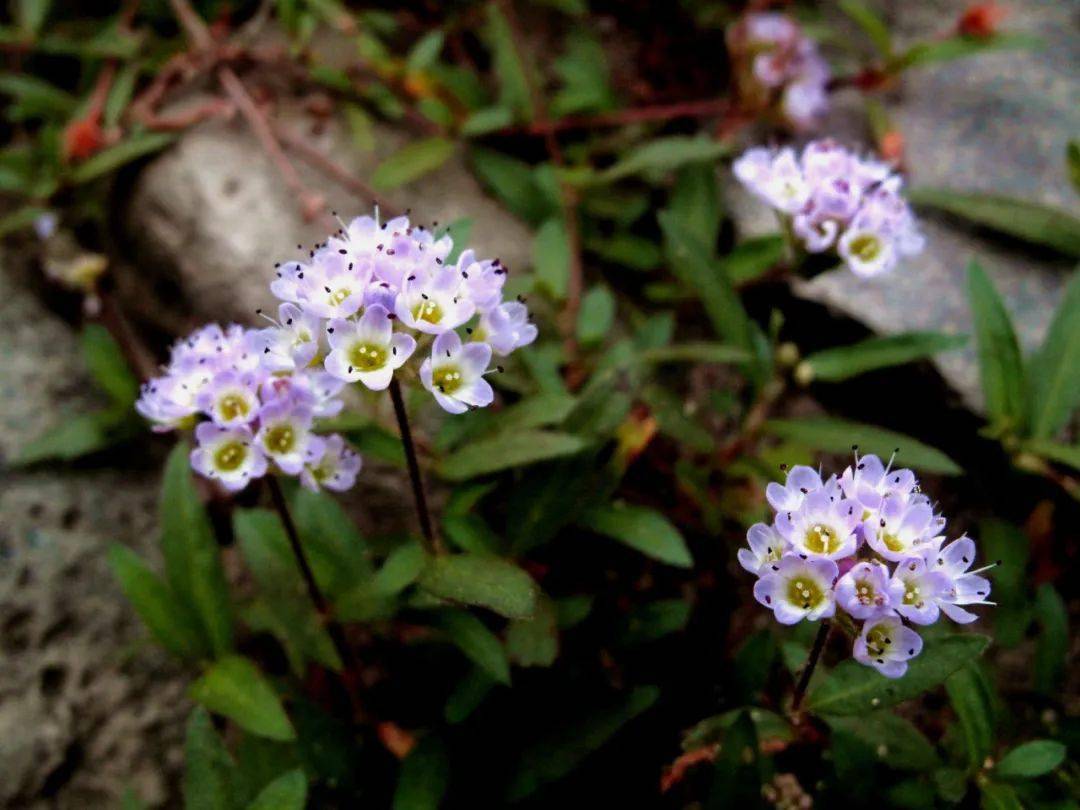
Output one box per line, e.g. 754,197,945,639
791,619,831,715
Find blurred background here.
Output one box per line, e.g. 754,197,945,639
0,0,1077,807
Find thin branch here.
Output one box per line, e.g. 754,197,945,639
168,0,213,50
791,619,831,715
389,379,442,555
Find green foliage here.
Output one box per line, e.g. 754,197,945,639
372,137,456,190
799,331,967,383
393,736,449,810
994,740,1066,780
189,656,296,742
418,553,539,619
967,261,1029,432
578,502,693,568
246,770,307,810
431,609,511,685
1026,270,1080,439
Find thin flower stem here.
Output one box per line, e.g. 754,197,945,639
791,619,831,715
388,378,443,555
266,476,366,724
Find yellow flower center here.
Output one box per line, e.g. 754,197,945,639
855,579,877,605
264,424,295,455
849,233,882,262
214,440,247,472
881,531,906,554
902,582,922,606
348,342,387,372
804,523,841,555
865,623,893,657
217,393,249,422
411,299,443,324
786,577,825,610
432,365,463,395
329,287,352,306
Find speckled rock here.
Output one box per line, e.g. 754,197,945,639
121,106,533,326
731,0,1079,412
0,259,188,808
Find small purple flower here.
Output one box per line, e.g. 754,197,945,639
456,249,507,311
765,465,836,512
475,301,538,356
197,369,260,427
853,616,923,678
753,553,838,624
925,536,996,623
865,496,939,562
835,560,894,620
254,400,316,476
738,522,788,575
395,266,476,334
300,434,362,493
252,303,322,373
324,304,416,389
887,556,954,625
839,452,918,516
190,422,267,492
733,147,809,214
420,330,494,415
776,490,861,560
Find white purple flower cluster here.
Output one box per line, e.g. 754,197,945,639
136,211,537,492
727,12,830,131
740,453,994,678
733,140,925,278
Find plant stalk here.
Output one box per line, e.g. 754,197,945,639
388,378,442,554
791,619,832,715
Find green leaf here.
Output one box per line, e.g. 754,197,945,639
444,668,495,724
668,163,721,250
233,509,342,675
372,137,455,190
0,204,51,237
800,332,967,383
911,187,1080,257
839,0,892,56
160,443,234,657
578,502,693,568
506,686,658,801
946,663,995,767
533,217,570,299
1027,269,1080,439
1034,584,1067,694
105,61,139,129
14,410,126,465
438,429,590,480
484,4,532,120
184,708,241,810
967,261,1027,431
189,655,295,742
617,599,691,646
1068,140,1080,195
246,769,307,810
979,782,1024,810
419,554,539,619
468,148,553,224
827,714,939,771
718,235,785,286
460,106,513,137
393,736,449,810
577,285,615,345
708,710,762,805
638,342,750,365
16,0,52,35
432,609,510,684
506,596,558,666
405,30,445,71
599,136,730,183
994,740,1066,780
893,33,1040,71
69,132,176,184
335,542,425,622
585,232,662,271
805,634,990,716
1025,438,1080,472
550,31,616,117
291,487,372,598
979,519,1030,647
763,417,961,475
82,323,138,406
108,545,207,660
0,72,76,120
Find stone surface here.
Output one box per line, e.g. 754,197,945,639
0,259,188,808
122,105,534,326
732,0,1079,411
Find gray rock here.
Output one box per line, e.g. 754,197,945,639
734,0,1079,411
122,106,533,326
0,259,188,808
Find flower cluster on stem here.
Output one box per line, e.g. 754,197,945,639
733,140,924,278
136,211,537,492
741,452,995,678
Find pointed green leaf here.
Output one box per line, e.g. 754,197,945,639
668,163,721,250
533,216,570,299
1027,269,1080,438
1034,584,1067,694
372,137,455,190
839,0,892,55
484,4,532,120
184,708,242,810
994,740,1066,780
1024,438,1080,472
805,634,990,716
438,429,590,480
912,187,1080,257
161,442,234,656
108,545,207,660
432,609,510,684
577,284,615,345
419,554,538,619
946,663,995,767
763,417,961,475
69,132,176,184
506,596,558,666
979,782,1024,810
717,235,785,286
638,342,750,365
599,136,729,183
189,655,295,741
246,769,307,810
82,323,138,407
967,261,1027,430
393,735,449,810
827,714,939,771
800,331,967,383
468,147,553,224
578,502,693,568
